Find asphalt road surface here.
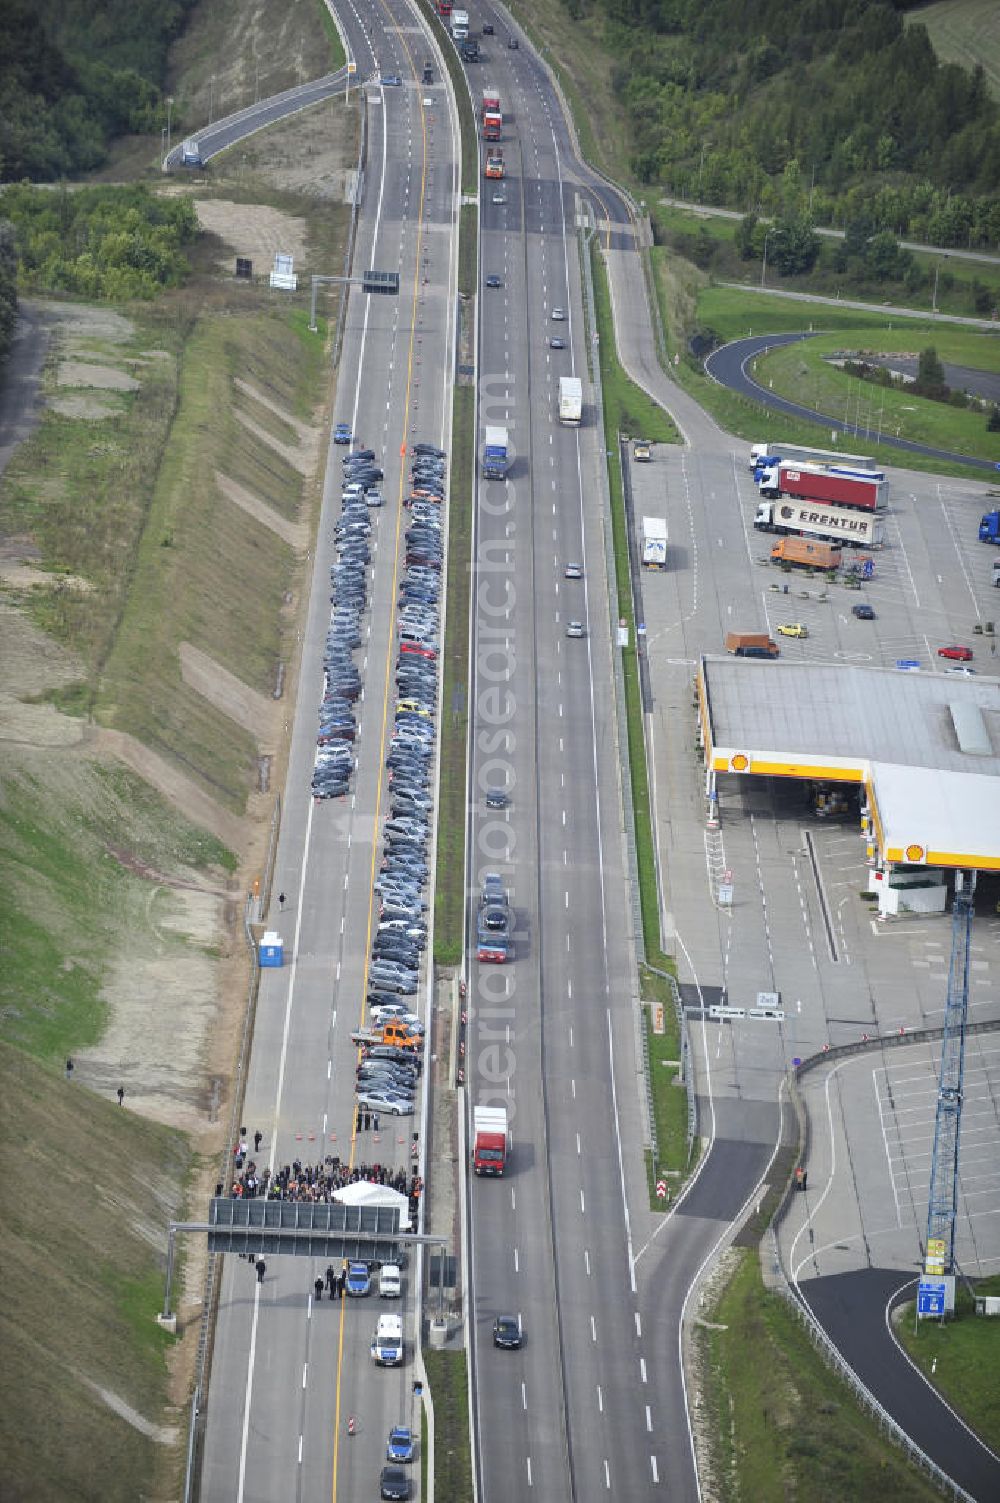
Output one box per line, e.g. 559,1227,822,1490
804,1270,1000,1500
465,7,781,1500
706,332,1000,473
199,5,458,1498
163,69,350,170
0,302,54,482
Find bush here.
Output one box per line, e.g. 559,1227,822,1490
1,184,196,299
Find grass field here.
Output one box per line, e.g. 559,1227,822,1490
895,1278,1000,1453
908,0,1000,101
641,967,694,1203
648,266,1000,478
0,754,233,1061
698,1251,944,1502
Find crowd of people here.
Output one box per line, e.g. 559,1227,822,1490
220,1142,423,1226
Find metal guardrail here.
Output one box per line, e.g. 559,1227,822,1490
182,794,282,1503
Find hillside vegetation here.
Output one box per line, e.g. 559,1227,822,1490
0,0,197,180
559,0,1000,247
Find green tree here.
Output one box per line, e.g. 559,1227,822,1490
770,215,820,275
734,212,758,261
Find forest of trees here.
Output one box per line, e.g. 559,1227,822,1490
575,0,1000,248
0,0,198,181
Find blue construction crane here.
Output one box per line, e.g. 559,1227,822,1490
925,870,976,1275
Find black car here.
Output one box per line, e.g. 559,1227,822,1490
493,1314,522,1348
485,274,502,288
412,442,445,459
485,788,510,809
852,603,876,620
380,1465,412,1501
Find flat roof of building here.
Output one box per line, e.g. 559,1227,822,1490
699,658,1000,869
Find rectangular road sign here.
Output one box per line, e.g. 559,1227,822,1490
917,1275,955,1317
918,1280,946,1317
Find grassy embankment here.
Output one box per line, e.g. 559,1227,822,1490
697,1250,944,1503
895,1276,1000,1453
655,197,1000,321
0,2,348,1492
0,760,234,1500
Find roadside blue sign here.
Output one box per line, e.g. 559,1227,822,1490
896,659,921,671
918,1280,947,1316
862,559,874,579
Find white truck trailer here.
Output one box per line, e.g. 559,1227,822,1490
558,376,582,424
641,516,668,568
754,498,884,549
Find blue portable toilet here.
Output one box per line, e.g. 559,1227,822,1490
259,930,284,967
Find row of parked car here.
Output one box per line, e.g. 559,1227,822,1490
311,434,386,800
368,440,447,1014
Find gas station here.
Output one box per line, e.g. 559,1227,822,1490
696,658,1000,911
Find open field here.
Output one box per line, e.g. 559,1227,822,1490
696,1250,943,1502
908,0,1000,102
754,326,1000,461
649,269,1000,478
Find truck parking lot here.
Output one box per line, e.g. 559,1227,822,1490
626,441,1000,1281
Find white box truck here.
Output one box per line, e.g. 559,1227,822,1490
641,516,668,568
558,376,582,424
451,9,470,39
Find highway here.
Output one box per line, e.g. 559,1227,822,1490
463,8,778,1500
199,2,458,1497
190,3,1000,1500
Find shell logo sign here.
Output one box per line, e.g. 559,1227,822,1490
730,752,750,773
905,843,926,864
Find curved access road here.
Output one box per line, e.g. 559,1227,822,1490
706,332,1000,474
800,1270,1000,1502
163,68,350,169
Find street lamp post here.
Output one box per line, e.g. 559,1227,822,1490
166,96,173,162
761,228,774,289
209,75,216,124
